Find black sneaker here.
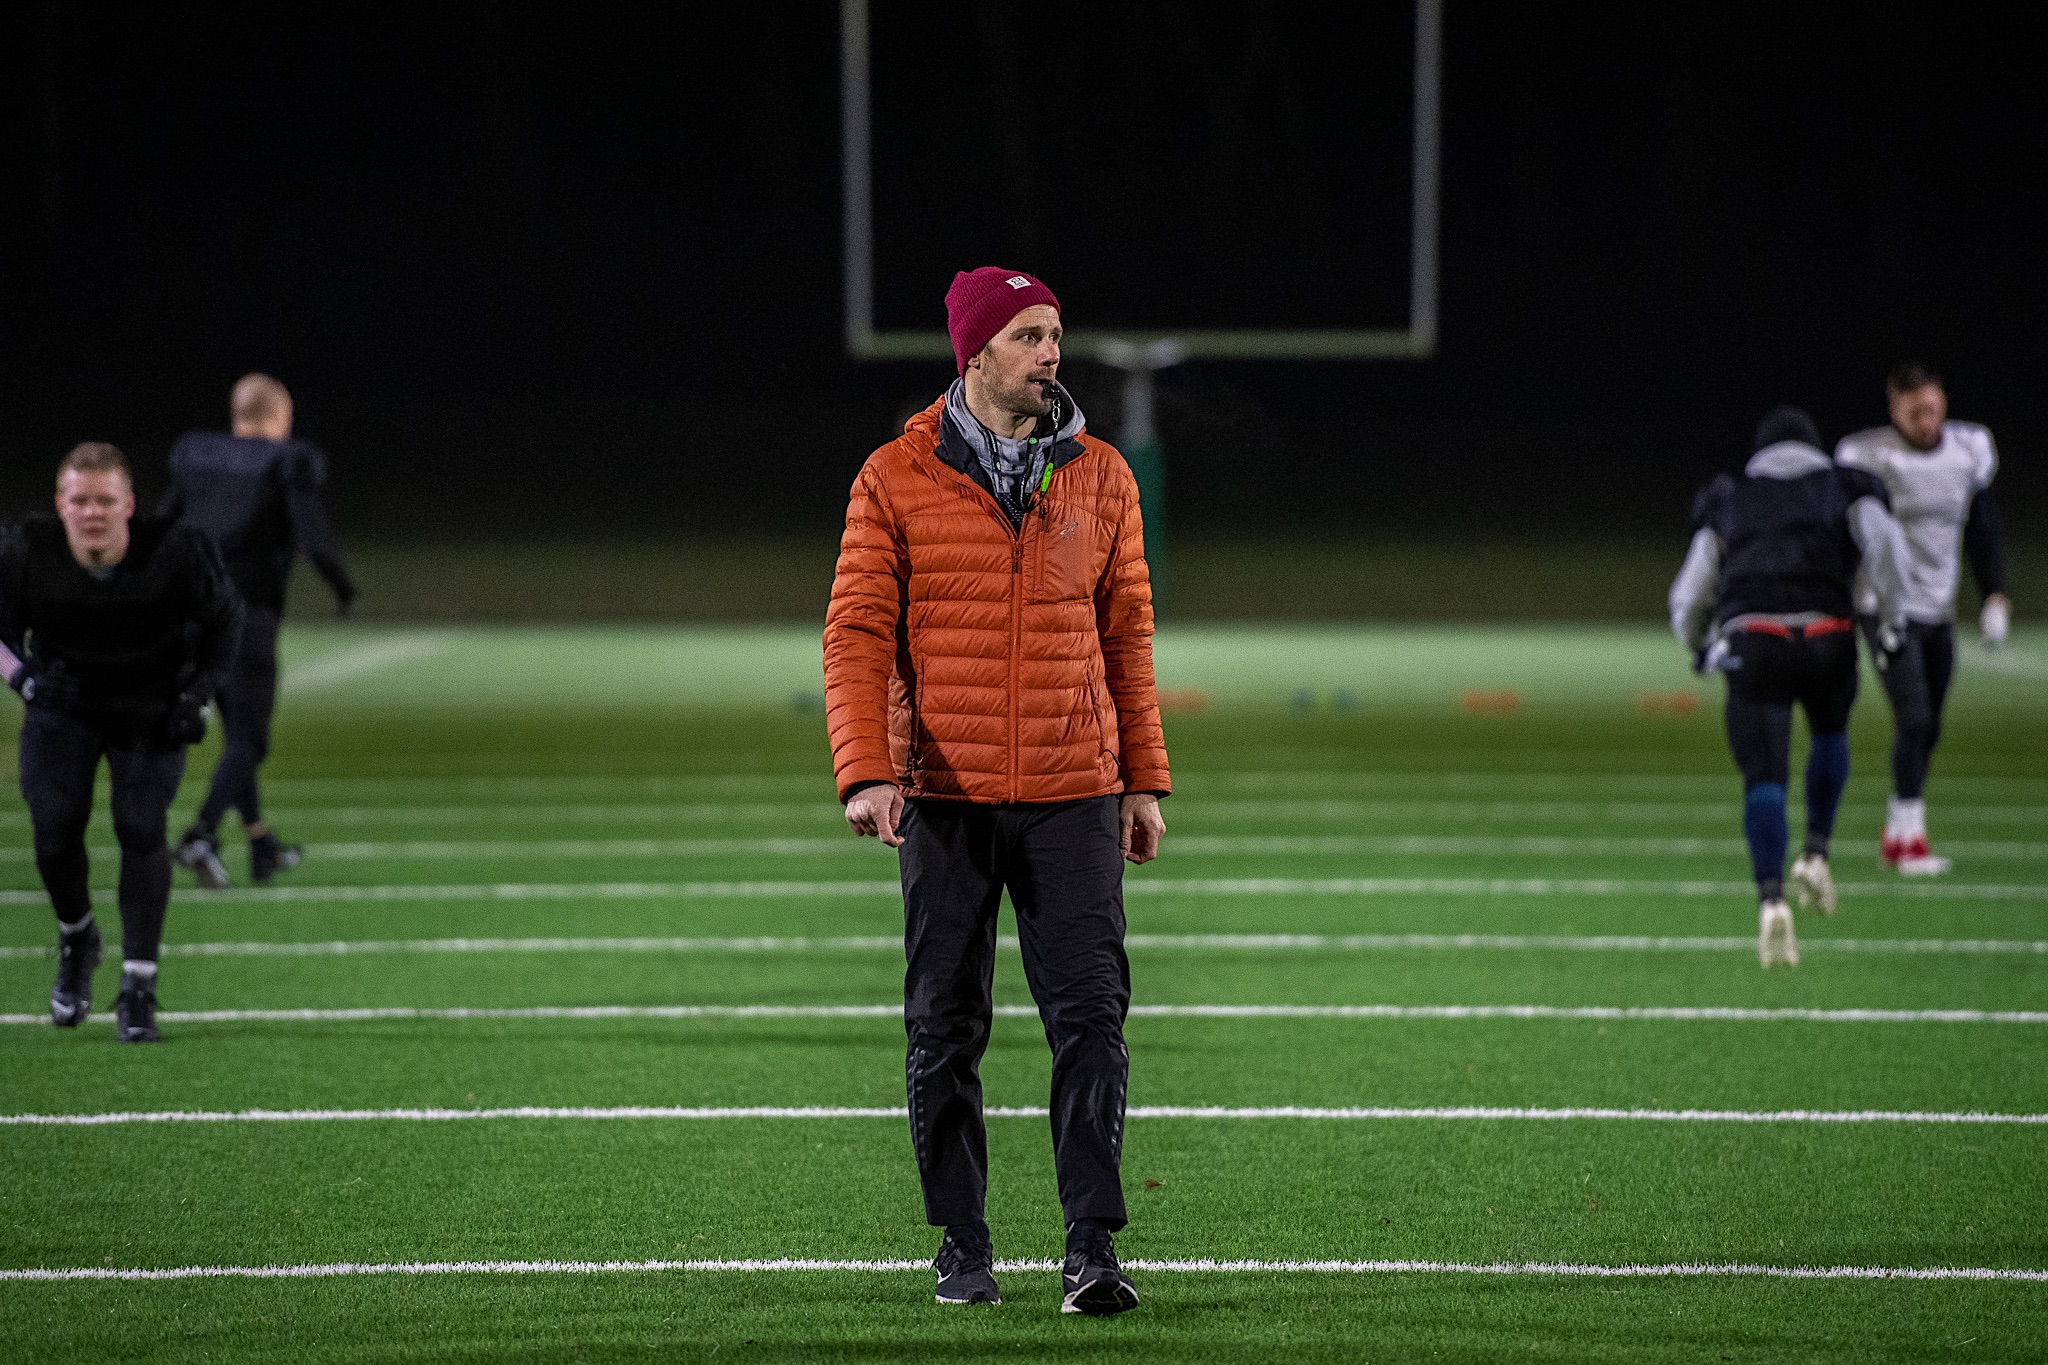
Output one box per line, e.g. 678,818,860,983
173,827,230,890
51,922,103,1027
115,970,162,1043
933,1231,1001,1305
249,833,303,886
1061,1228,1138,1316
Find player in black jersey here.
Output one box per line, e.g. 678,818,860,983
2,443,243,1039
1669,407,1908,966
162,374,355,888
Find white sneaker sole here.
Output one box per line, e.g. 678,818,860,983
1897,854,1952,877
1789,858,1836,915
1758,904,1798,968
175,847,229,891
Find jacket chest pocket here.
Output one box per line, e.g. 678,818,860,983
1029,505,1110,603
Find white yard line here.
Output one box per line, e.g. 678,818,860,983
279,633,458,696
2,1255,2041,1284
9,833,2046,862
5,876,2045,908
4,933,2045,961
5,1003,2046,1027
3,1104,2043,1127
8,799,2045,832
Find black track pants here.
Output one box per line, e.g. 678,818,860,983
899,794,1130,1231
1862,619,1955,800
18,706,187,962
197,605,280,833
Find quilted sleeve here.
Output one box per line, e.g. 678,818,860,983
1094,456,1170,796
823,455,909,800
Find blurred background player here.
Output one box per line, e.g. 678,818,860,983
163,373,356,887
1,443,243,1040
1835,363,2009,876
1670,407,1907,967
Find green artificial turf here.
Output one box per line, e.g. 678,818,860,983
2,625,2045,1362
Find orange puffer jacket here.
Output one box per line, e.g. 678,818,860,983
824,395,1170,805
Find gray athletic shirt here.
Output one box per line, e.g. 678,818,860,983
1834,421,1997,624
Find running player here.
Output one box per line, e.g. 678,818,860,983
163,373,355,887
2,443,243,1039
1670,407,1908,966
1835,363,2009,875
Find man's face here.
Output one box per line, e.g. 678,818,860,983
55,469,135,559
1889,383,1947,451
232,401,293,442
972,304,1062,420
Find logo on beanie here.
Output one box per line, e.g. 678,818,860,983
1005,275,1032,289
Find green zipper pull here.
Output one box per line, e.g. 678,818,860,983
1038,461,1055,495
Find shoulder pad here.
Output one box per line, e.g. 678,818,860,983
1688,473,1733,530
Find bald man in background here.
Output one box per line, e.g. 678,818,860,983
162,374,356,887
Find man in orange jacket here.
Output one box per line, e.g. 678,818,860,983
824,267,1169,1315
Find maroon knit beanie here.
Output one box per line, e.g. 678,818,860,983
945,267,1060,374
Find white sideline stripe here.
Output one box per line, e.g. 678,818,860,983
6,876,2044,908
5,933,2047,961
9,833,2045,863
279,633,457,696
2,1256,2042,1285
6,1003,2047,1027
4,1104,2043,1128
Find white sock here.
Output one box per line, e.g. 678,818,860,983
1887,797,1927,840
122,959,158,980
59,913,96,937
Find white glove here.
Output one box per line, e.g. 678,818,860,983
1981,596,2009,649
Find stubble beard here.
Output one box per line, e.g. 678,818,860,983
996,370,1055,424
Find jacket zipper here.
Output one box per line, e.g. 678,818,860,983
920,434,1053,804
1009,534,1023,802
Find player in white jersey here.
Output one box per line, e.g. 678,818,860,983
1834,363,2010,875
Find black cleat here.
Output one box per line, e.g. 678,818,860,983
173,827,230,890
51,922,103,1027
115,970,162,1043
1061,1228,1138,1316
933,1231,1001,1305
249,833,303,886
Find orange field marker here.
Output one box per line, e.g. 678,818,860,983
1460,689,1522,715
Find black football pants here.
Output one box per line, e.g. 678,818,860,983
18,705,187,962
899,794,1130,1231
1861,619,1955,800
196,604,280,833
1723,629,1859,786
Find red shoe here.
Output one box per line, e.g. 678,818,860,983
1880,832,1911,867
1885,833,1951,877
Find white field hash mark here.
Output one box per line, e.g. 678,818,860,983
5,876,2046,908
6,1003,2048,1027
5,933,2047,960
4,1104,2045,1127
278,632,458,696
2,1256,2043,1285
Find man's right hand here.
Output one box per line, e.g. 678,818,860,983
845,782,905,848
10,660,80,709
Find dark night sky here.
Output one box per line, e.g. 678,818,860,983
2,2,2042,539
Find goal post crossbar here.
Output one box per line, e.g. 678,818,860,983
840,0,1443,362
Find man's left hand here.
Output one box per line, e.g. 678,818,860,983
1120,793,1165,865
166,691,210,746
1982,593,2010,649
